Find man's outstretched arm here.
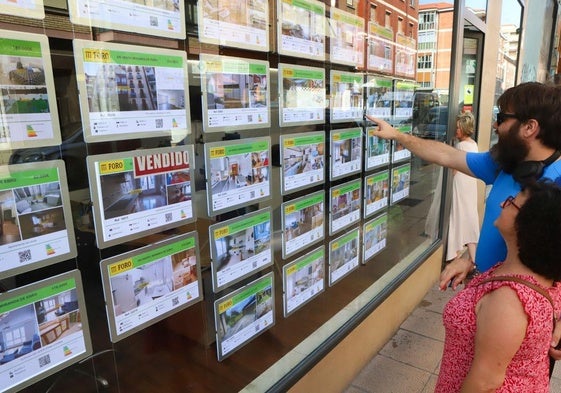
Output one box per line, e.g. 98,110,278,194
366,115,474,176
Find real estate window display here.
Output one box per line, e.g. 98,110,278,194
0,1,446,392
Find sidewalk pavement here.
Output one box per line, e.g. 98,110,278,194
344,282,561,393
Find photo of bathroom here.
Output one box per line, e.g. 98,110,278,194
110,257,174,316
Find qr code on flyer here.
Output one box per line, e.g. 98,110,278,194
18,249,32,264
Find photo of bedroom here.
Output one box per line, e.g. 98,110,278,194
214,219,271,272
110,257,174,317
331,187,360,221
35,288,82,347
171,249,198,290
0,304,41,365
100,171,167,220
0,189,22,245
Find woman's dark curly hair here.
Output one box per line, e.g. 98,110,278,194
515,179,561,280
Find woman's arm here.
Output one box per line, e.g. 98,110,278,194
461,287,527,392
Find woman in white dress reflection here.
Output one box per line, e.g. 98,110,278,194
447,111,480,265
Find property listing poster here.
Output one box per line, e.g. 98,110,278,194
330,127,362,180
391,163,411,204
363,170,389,218
200,54,270,133
280,132,325,195
365,126,390,171
0,0,44,19
365,75,392,120
395,34,416,79
392,135,412,162
392,81,415,129
281,191,325,259
329,70,363,123
328,227,359,286
0,271,92,393
277,0,326,61
100,232,203,342
87,146,195,249
197,0,269,52
205,137,271,216
0,31,61,150
367,23,394,73
328,8,365,68
278,63,325,127
73,39,190,143
0,161,77,279
363,213,388,263
214,273,274,361
69,0,185,39
209,208,273,292
283,246,325,316
329,178,361,235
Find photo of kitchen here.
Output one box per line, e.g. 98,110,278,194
110,257,174,316
214,219,271,272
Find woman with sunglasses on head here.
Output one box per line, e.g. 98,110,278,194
435,179,561,392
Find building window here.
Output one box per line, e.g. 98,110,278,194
419,11,436,30
418,30,436,50
398,17,404,34
385,11,391,28
4,326,26,348
418,54,433,69
370,4,377,22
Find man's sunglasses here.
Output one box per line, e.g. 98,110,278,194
496,112,519,125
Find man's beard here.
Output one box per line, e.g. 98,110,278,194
490,122,529,174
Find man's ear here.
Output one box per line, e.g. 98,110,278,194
521,118,540,139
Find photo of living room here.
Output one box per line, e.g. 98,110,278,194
0,304,41,365
214,219,271,272
210,150,269,192
331,187,361,221
35,288,82,347
0,189,22,245
364,219,388,251
171,248,198,290
285,256,324,299
100,171,167,220
110,257,173,316
19,206,66,240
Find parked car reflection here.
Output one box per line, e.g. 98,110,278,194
9,122,89,191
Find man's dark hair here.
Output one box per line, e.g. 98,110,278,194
497,82,561,150
516,180,561,280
